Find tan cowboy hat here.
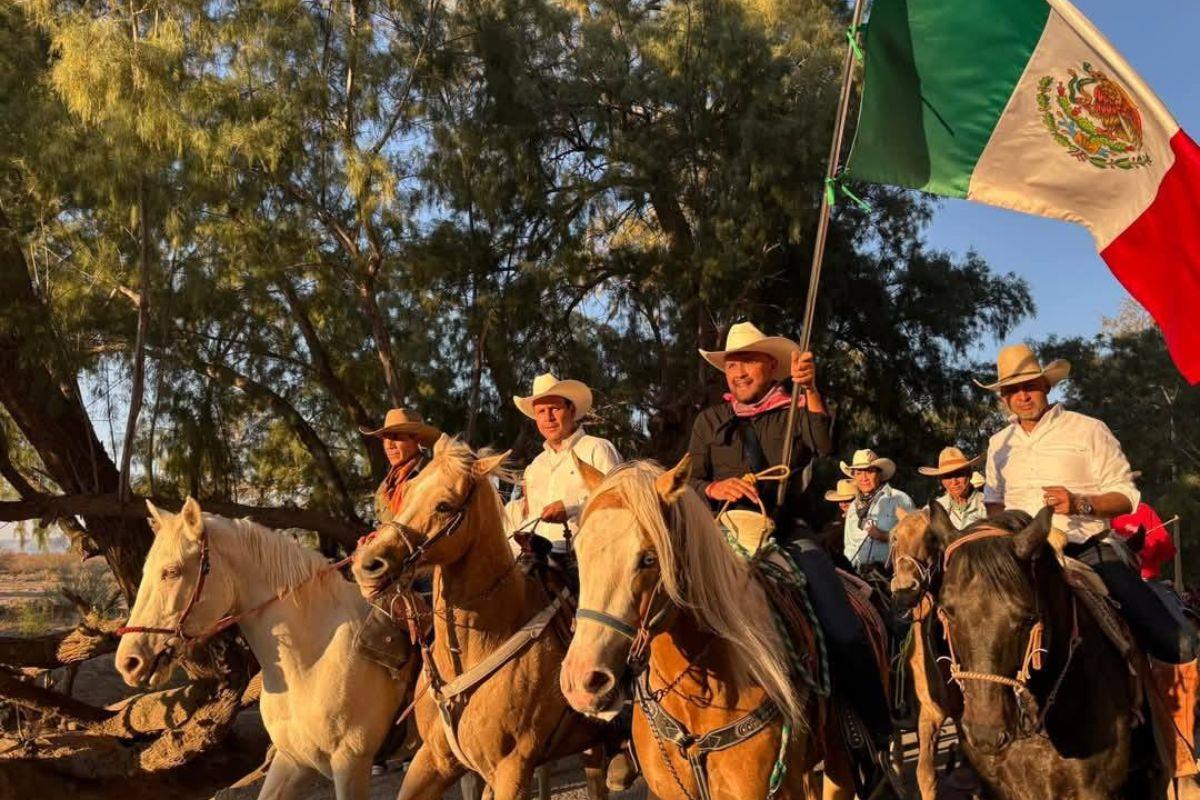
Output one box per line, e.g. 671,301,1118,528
824,478,858,503
975,343,1070,392
839,448,896,481
699,322,799,382
918,446,984,478
970,471,985,489
513,373,594,420
358,408,442,445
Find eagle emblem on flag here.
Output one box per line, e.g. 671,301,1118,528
1037,62,1152,170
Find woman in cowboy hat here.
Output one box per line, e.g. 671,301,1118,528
840,448,913,570
819,479,858,571
919,446,986,530
507,373,621,549
360,409,442,524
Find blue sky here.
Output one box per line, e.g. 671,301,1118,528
916,0,1200,348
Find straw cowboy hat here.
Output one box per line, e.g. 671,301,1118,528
975,343,1070,392
840,449,896,481
824,478,858,502
970,471,985,489
358,408,442,445
513,373,594,420
918,446,984,478
699,322,800,382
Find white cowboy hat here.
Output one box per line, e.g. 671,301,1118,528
513,373,594,420
824,478,858,503
970,471,985,489
974,343,1070,392
839,448,896,481
918,446,984,478
358,408,442,445
699,322,799,382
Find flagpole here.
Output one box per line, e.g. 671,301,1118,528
777,0,869,508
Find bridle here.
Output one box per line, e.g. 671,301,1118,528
890,548,940,621
937,526,1082,735
117,518,353,671
360,479,480,598
576,578,673,673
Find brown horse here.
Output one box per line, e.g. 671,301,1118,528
560,455,852,800
890,507,961,800
350,436,610,800
930,502,1166,800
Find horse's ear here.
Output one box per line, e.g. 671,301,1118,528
180,497,204,541
655,454,692,505
473,449,511,478
572,452,605,493
927,500,961,549
1013,505,1054,560
145,500,165,534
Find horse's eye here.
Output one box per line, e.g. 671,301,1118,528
638,552,658,569
161,564,182,580
435,501,454,514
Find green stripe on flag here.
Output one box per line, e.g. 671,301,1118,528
844,0,1051,197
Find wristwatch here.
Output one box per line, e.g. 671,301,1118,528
1075,495,1094,515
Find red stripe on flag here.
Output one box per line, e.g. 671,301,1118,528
1101,130,1200,384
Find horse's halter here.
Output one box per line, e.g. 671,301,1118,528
890,547,941,621
576,577,673,673
937,527,1082,736
364,478,479,598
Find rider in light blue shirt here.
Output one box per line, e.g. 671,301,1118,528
841,449,913,569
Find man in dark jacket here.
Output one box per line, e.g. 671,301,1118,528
688,322,893,765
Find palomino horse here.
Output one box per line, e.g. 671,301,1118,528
351,436,610,800
116,500,413,800
930,503,1166,800
890,507,961,800
560,455,853,800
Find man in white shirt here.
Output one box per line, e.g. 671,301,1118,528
980,343,1197,666
508,373,621,550
919,446,986,530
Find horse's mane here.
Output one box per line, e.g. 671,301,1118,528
427,435,515,516
595,461,804,727
951,510,1045,589
205,515,346,603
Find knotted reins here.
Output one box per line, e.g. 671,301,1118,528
936,527,1082,733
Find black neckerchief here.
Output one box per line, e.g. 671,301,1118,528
853,486,881,527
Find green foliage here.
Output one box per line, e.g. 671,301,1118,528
1,0,1033,532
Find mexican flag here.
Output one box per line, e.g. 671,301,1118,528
845,0,1200,383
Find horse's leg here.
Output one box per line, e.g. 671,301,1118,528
580,747,610,800
396,746,464,800
330,755,372,800
257,751,318,800
485,756,534,800
821,741,856,800
915,707,944,800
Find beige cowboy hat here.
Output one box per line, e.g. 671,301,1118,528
699,322,799,382
513,373,594,420
840,448,896,481
970,471,985,489
358,408,442,445
975,343,1071,392
918,446,984,478
824,478,858,503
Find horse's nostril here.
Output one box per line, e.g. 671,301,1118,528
121,655,142,676
582,670,613,696
361,557,389,577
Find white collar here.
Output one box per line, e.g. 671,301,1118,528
1008,403,1064,438
542,426,586,455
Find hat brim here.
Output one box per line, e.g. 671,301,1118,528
840,458,896,482
917,453,984,477
824,490,856,502
357,422,442,446
513,379,594,420
699,336,799,382
974,359,1071,392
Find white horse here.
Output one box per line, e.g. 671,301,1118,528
116,498,411,800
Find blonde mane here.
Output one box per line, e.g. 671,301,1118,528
204,515,347,604
594,462,804,726
424,435,514,516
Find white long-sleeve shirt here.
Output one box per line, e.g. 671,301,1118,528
506,427,621,543
984,404,1139,543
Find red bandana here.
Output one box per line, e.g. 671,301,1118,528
724,383,798,418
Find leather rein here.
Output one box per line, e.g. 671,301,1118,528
937,527,1082,734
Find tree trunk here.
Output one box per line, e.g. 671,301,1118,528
0,206,152,600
